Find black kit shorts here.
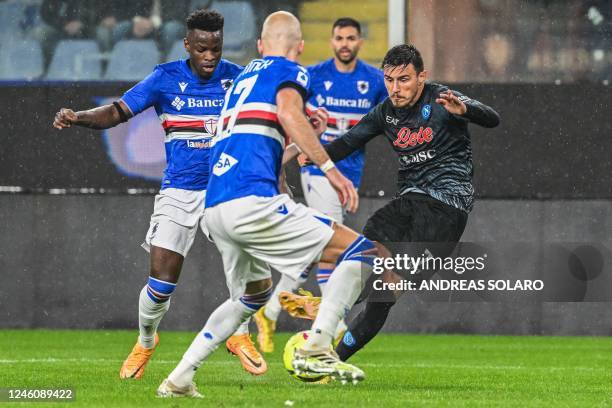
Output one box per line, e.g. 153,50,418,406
359,193,468,301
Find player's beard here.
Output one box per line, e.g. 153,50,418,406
334,47,357,65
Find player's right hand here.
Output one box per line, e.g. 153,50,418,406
53,108,77,129
326,167,359,213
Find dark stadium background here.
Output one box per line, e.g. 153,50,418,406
1,0,611,337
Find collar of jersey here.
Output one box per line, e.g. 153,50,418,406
328,58,362,76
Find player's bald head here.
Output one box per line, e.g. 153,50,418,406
259,11,303,58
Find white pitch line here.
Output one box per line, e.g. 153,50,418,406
0,358,605,372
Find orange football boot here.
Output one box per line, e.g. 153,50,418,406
226,334,268,375
119,333,159,379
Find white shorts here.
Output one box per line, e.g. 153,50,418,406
205,194,335,299
300,172,344,224
142,188,208,257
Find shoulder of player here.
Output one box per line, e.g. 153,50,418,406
426,82,451,95
306,58,333,75
356,60,383,77
219,58,244,77
153,59,184,76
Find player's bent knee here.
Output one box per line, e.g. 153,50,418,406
150,246,184,283
336,235,377,267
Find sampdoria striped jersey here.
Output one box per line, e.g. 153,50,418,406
121,58,242,190
205,56,310,208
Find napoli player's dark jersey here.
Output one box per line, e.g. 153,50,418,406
121,58,242,191
206,56,310,208
302,59,386,187
326,83,500,213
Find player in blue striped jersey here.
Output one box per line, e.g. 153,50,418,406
159,12,384,395
52,10,265,388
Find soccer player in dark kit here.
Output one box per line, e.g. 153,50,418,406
283,44,500,362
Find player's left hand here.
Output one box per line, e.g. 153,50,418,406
435,91,467,115
309,107,329,135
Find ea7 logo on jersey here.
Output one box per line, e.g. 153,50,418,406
386,115,399,125
213,153,238,176
357,81,369,94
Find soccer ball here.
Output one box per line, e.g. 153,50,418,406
283,330,330,383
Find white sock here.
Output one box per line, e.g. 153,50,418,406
304,260,366,351
335,319,348,338
168,298,255,387
233,319,250,335
138,286,170,348
264,274,301,321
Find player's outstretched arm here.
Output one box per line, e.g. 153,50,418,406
436,90,500,128
52,100,133,130
277,87,358,212
281,107,329,165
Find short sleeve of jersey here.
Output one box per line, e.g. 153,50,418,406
277,65,310,101
120,66,163,116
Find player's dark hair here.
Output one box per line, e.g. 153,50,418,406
381,44,424,73
332,17,361,35
186,9,224,32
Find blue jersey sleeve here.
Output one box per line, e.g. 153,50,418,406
120,67,163,116
277,65,310,100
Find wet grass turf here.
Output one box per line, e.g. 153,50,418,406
1,330,611,407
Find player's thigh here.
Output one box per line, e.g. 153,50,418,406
362,196,406,243
220,195,335,282
206,202,273,299
301,173,344,223
143,188,205,257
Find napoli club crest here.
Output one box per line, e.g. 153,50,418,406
357,80,369,94
422,104,431,120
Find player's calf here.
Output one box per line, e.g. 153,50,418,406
166,282,273,388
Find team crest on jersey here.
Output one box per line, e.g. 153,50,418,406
357,80,369,94
337,117,349,132
204,118,218,135
422,104,431,120
324,81,333,91
178,82,188,92
213,152,238,176
221,79,233,91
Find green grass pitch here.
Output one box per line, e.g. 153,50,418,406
1,330,611,407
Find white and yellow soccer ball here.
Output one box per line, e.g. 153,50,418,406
283,330,331,383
